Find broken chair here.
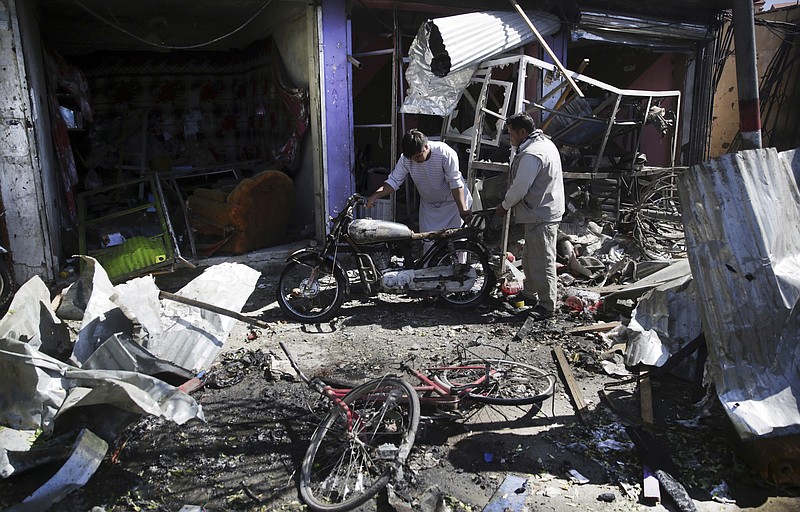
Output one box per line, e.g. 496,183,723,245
187,169,295,255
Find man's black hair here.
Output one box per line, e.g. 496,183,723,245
505,112,536,133
401,129,428,158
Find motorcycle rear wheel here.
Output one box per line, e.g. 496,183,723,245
277,260,347,323
432,241,494,308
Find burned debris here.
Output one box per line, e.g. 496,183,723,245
1,1,800,511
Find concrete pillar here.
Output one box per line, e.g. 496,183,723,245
0,0,58,284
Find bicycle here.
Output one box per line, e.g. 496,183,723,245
277,341,556,512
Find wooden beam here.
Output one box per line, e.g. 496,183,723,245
159,290,272,332
640,375,654,424
567,321,621,335
508,0,583,98
639,375,660,500
552,346,590,424
541,58,589,131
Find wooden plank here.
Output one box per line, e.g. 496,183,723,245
552,347,590,424
159,291,273,332
642,464,661,500
640,375,654,424
638,378,660,501
567,321,621,335
508,0,583,98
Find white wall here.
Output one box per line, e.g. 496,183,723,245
0,0,58,283
267,3,318,238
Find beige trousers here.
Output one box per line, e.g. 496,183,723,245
522,221,559,312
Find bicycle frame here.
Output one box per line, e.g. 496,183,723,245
401,363,496,411
279,340,554,512
279,341,497,417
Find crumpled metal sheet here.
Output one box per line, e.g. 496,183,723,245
573,10,712,50
782,148,800,186
679,147,800,439
623,260,703,380
402,10,559,116
7,429,107,512
0,330,204,434
0,275,71,356
0,255,258,438
144,262,261,373
69,257,260,373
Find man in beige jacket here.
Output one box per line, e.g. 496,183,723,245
495,112,564,320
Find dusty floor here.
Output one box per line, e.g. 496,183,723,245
2,259,799,512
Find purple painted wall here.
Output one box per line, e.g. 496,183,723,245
319,0,354,222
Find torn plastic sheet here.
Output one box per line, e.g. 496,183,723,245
679,147,800,439
402,10,559,116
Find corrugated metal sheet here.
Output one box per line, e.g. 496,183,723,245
678,147,800,440
427,10,561,77
403,9,558,116
574,10,713,49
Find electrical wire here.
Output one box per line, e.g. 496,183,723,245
68,0,274,50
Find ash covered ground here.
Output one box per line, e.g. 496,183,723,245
1,269,797,512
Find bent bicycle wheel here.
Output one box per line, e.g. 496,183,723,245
441,359,555,406
300,377,420,512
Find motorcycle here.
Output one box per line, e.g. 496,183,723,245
276,194,497,323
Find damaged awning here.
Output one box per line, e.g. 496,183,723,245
573,11,713,50
403,9,560,116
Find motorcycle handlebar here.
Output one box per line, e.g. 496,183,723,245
465,208,497,229
350,193,366,205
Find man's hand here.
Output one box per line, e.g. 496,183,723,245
495,205,508,217
366,194,378,208
459,209,472,222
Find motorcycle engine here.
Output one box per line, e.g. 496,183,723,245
381,269,415,290
381,265,477,292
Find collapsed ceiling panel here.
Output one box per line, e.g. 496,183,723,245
574,10,715,50
425,10,561,77
403,9,559,116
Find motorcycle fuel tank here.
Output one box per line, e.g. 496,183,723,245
348,218,413,244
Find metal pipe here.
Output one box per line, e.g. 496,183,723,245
732,0,762,149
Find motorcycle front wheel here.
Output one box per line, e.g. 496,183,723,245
432,241,495,308
276,260,347,323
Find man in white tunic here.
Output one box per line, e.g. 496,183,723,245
366,129,472,234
